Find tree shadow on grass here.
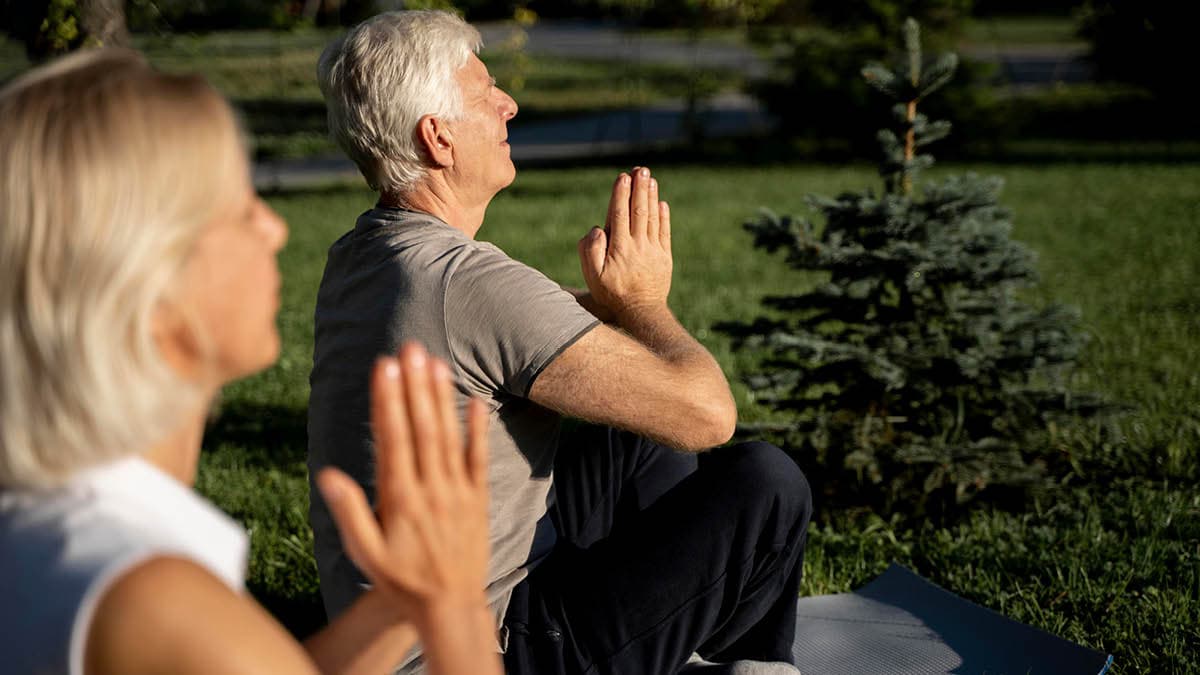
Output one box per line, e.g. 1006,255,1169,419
201,402,309,468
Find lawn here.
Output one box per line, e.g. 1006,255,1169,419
202,161,1198,672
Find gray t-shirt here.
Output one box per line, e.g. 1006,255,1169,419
307,206,598,666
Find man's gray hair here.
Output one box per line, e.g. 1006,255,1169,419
318,10,482,195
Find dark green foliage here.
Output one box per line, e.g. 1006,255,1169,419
754,28,888,155
124,0,398,32
2,0,129,60
126,0,303,31
1,0,80,59
1077,0,1195,104
725,19,1105,515
554,0,789,28
38,0,82,53
972,0,1079,15
797,0,972,43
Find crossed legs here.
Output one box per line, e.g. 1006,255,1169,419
503,425,812,674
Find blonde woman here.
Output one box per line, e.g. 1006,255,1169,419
0,49,501,675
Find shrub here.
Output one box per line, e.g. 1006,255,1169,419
723,19,1105,518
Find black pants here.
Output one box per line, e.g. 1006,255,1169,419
502,425,813,675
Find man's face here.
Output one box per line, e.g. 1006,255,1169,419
447,53,518,203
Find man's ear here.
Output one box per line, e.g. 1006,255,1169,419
416,114,454,168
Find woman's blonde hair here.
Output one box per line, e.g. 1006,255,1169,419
0,48,248,489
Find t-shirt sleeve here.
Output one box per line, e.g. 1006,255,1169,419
443,242,599,398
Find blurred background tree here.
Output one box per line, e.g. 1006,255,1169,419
750,0,1007,157
3,0,1195,161
1077,0,1192,105
3,0,128,59
83,0,129,45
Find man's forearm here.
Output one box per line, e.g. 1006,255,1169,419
563,285,615,323
614,303,710,366
614,303,736,440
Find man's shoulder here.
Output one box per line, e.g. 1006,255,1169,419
336,207,514,269
347,207,463,252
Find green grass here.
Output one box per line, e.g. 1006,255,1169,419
197,162,1200,671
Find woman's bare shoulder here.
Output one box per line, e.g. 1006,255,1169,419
84,556,318,675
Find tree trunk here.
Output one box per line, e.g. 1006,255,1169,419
79,0,129,48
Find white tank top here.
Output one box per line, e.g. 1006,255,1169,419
0,456,249,674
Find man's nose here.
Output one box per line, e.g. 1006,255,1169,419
500,90,518,121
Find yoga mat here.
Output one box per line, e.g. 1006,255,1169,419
792,564,1113,674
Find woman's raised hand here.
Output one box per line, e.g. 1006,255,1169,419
316,342,490,620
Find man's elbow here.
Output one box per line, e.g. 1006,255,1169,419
676,397,737,451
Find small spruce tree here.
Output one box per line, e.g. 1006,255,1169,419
725,19,1103,514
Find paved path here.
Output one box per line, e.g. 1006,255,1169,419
476,20,772,78
961,43,1092,91
253,90,772,190
477,20,1089,89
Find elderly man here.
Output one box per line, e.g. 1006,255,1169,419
308,10,811,674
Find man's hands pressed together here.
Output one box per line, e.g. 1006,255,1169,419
529,165,738,451
578,167,673,321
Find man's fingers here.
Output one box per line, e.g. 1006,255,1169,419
646,177,661,241
370,356,413,504
465,398,490,491
659,200,671,249
605,173,621,225
578,227,607,283
607,172,631,248
433,358,464,480
400,343,442,482
629,167,650,239
318,467,387,584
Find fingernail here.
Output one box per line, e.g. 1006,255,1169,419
620,174,630,185
434,359,451,380
383,358,400,379
406,345,426,367
319,473,342,500
650,178,658,190
639,167,650,177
